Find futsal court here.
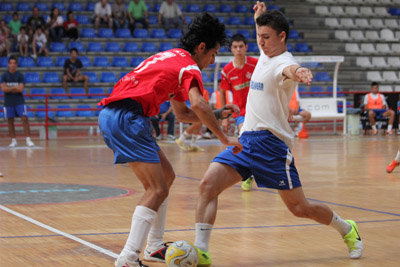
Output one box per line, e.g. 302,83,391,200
0,134,399,267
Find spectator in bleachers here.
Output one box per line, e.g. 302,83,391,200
1,56,35,148
94,0,113,32
112,0,128,31
8,12,21,42
150,101,176,140
0,20,11,57
128,0,149,33
31,27,48,59
289,86,311,138
363,82,395,135
63,48,89,93
64,11,79,41
26,7,47,41
158,0,187,32
46,7,64,42
17,27,29,57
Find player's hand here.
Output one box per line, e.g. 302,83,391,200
225,136,242,154
288,108,296,121
222,104,240,118
295,67,313,86
253,1,267,20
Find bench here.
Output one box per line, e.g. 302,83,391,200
294,97,347,135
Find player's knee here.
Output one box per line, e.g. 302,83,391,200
368,110,375,116
287,203,309,218
153,184,169,201
198,176,217,200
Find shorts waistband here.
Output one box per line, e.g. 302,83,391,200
105,98,143,115
241,129,273,136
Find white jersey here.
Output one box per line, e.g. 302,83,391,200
241,51,298,149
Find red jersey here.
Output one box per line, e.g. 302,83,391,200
99,49,204,117
220,56,257,117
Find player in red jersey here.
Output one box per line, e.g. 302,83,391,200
98,13,242,267
220,33,258,191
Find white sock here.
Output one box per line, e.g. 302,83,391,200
26,137,32,142
179,131,189,142
11,138,17,143
146,198,168,250
194,223,213,252
122,206,157,260
191,135,197,146
387,124,393,132
372,125,377,131
298,122,303,131
329,211,351,237
395,150,400,162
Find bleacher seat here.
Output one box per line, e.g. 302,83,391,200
76,105,94,117
50,88,68,99
134,29,149,38
267,5,280,11
159,43,174,51
345,43,361,53
392,43,400,53
355,18,369,28
36,105,55,118
87,42,103,52
203,4,217,12
295,43,312,52
335,30,350,40
17,3,31,11
153,3,161,12
388,57,400,67
69,3,84,12
371,57,387,68
112,57,129,67
0,57,8,67
151,28,166,38
168,29,182,39
124,42,140,52
94,57,110,67
201,72,210,82
0,3,13,11
314,72,332,81
142,42,157,52
381,29,396,41
247,43,259,53
18,57,36,68
186,4,200,12
360,43,376,54
288,30,302,39
105,42,121,52
50,42,67,52
301,62,323,68
120,72,129,79
327,86,344,97
25,73,41,83
34,3,49,11
98,28,114,38
370,18,384,29
89,87,105,99
309,86,324,97
25,105,35,118
30,88,46,100
356,57,371,67
219,46,229,53
235,4,249,13
86,2,95,11
287,43,293,52
385,19,399,29
83,72,99,83
376,43,391,53
225,29,233,38
131,57,145,67
3,15,12,24
148,15,158,25
37,57,54,67
350,30,366,40
228,17,242,25
51,3,66,12
21,15,29,24
70,88,87,99
219,4,232,13
217,17,225,24
69,42,85,52
56,56,68,67
382,71,398,81
76,15,90,25
116,28,132,38
100,72,117,83
81,28,96,38
43,72,60,83
78,56,92,67
244,17,255,25
56,105,75,117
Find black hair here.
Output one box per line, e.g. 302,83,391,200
20,26,26,31
70,48,78,54
371,82,379,87
13,11,18,16
67,11,73,17
230,33,247,46
256,10,289,42
180,13,228,54
9,56,17,63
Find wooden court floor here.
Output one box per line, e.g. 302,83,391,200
0,135,399,267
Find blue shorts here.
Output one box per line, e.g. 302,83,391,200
213,130,301,190
234,116,245,126
4,105,27,118
98,99,160,164
298,108,304,113
371,109,386,119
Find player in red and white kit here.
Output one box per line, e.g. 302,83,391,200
98,13,242,267
220,33,258,191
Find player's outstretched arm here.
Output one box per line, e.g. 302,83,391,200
170,98,200,123
283,65,313,86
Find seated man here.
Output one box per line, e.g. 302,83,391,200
63,48,89,93
363,82,395,135
289,86,311,138
150,100,175,140
94,0,113,31
158,0,187,32
128,0,149,33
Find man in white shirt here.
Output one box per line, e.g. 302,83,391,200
158,0,186,31
193,3,364,266
94,0,113,31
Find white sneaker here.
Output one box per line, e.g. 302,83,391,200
0,172,3,177
31,54,37,59
9,139,17,148
143,243,169,262
167,134,175,140
115,253,148,267
203,132,212,139
155,134,162,141
26,137,35,147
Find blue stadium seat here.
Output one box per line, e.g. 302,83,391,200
105,42,121,52
120,72,129,79
100,72,117,83
153,3,161,12
50,88,68,99
56,105,75,117
25,72,41,83
124,42,140,52
134,29,149,38
203,4,217,12
34,3,49,11
131,57,145,67
236,29,250,39
37,57,54,67
151,28,166,39
81,28,96,38
186,4,200,12
98,28,114,38
0,91,3,100
77,56,92,67
89,87,105,99
0,106,3,117
21,15,30,24
18,57,36,67
314,72,332,82
17,3,31,11
225,30,233,38
219,4,232,13
301,62,323,68
76,15,90,24
309,86,324,97
244,17,255,25
235,4,249,13
247,43,258,53
294,43,312,52
69,42,85,52
86,2,95,11
0,3,13,11
141,42,157,52
168,29,182,39
217,16,225,24
148,15,158,25
112,57,129,67
36,105,55,118
56,56,69,67
4,15,12,24
228,17,242,25
159,42,174,51
94,57,110,67
201,72,210,82
50,42,67,52
267,5,280,11
0,57,8,67
108,88,113,94
287,43,293,52
116,28,132,38
219,46,228,53
52,3,66,12
43,73,60,83
327,86,344,97
83,72,99,83
69,88,87,99
76,105,95,117
87,42,103,52
298,86,310,97
185,16,192,24
69,3,84,12
288,30,301,40
25,105,35,118
30,88,46,100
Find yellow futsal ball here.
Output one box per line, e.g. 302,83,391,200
165,240,198,267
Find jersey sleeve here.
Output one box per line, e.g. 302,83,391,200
220,67,230,91
174,65,204,102
274,53,298,80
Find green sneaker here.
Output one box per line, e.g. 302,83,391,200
196,247,211,267
175,138,187,151
343,220,363,259
241,176,254,191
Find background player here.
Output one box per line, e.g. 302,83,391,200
193,4,363,266
289,85,311,138
97,13,241,267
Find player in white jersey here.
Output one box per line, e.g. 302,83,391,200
193,3,364,266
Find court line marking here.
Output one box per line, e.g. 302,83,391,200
0,204,118,259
